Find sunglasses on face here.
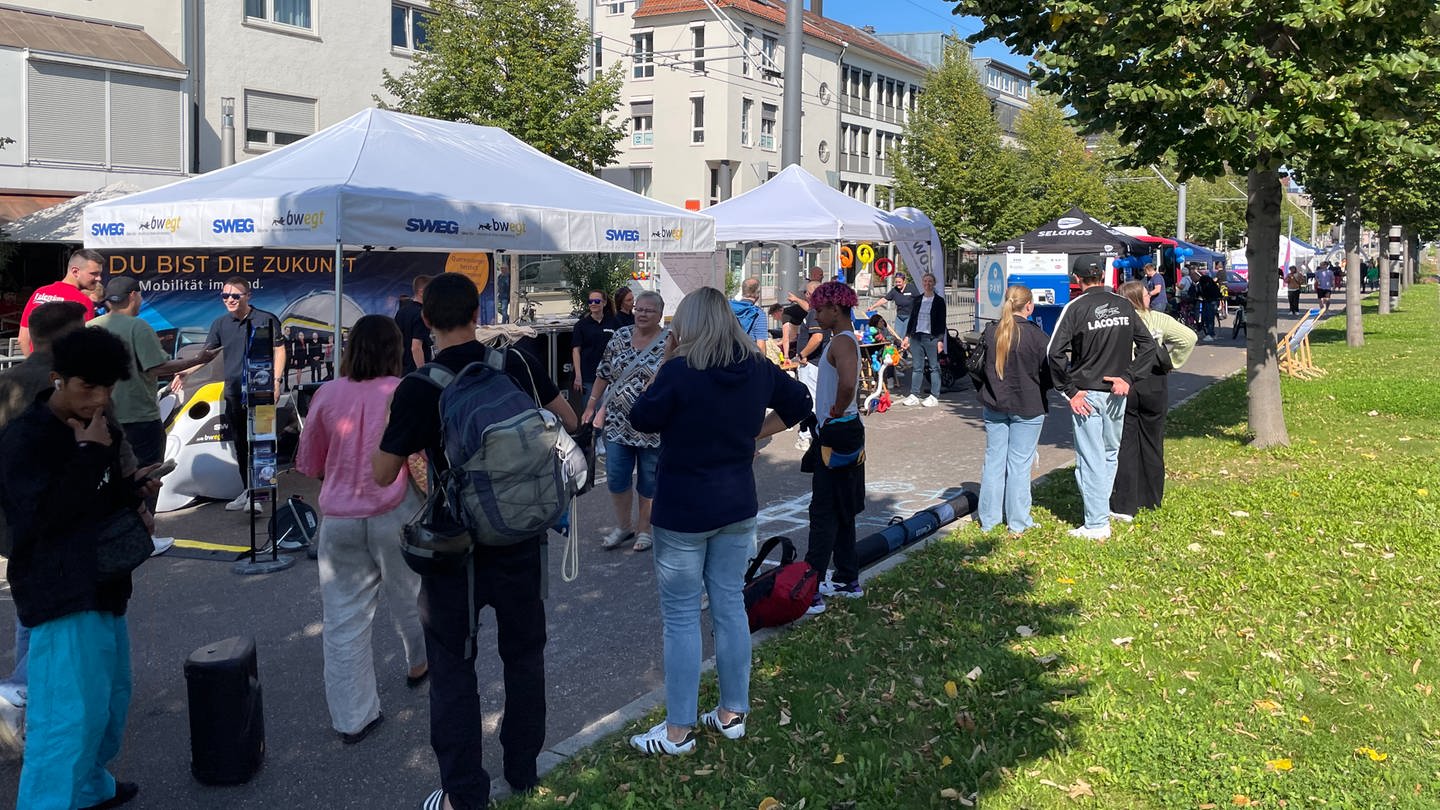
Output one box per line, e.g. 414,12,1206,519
588,298,604,304
220,293,245,300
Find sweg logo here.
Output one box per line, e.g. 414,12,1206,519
1056,216,1084,229
213,218,256,234
479,219,525,235
91,222,125,236
651,228,684,240
405,218,460,234
272,210,326,229
138,216,181,233
605,229,642,242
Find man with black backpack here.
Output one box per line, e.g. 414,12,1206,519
372,273,576,810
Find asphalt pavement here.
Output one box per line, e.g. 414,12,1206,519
0,296,1333,809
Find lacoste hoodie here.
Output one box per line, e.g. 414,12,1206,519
1046,285,1158,398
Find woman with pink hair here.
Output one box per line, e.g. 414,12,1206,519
801,282,866,615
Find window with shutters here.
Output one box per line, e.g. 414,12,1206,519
25,60,183,171
759,103,776,151
245,90,316,150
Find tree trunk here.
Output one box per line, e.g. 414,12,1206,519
1378,221,1392,315
1407,233,1420,287
1343,201,1363,348
1244,166,1289,448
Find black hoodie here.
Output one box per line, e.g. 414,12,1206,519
1046,286,1157,398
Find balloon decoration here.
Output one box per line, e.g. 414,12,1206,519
856,243,876,266
874,257,894,278
839,245,854,269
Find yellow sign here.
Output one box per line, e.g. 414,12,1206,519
445,252,491,291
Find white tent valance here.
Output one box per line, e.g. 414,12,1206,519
706,165,931,243
83,108,715,254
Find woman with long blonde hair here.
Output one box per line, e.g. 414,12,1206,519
1109,280,1196,519
625,287,812,756
975,284,1051,534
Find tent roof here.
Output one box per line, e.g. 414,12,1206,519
992,207,1148,255
706,165,932,243
1174,239,1224,262
6,183,139,243
83,108,714,253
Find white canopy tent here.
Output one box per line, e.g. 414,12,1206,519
83,108,715,336
708,164,930,243
6,183,139,243
1229,236,1318,273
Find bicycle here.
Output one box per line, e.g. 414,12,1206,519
516,287,538,323
1230,293,1247,340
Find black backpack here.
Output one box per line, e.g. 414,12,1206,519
966,327,990,392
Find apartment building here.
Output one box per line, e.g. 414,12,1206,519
971,56,1031,142
1,1,421,223
592,0,927,211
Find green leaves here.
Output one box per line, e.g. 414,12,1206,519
378,0,625,171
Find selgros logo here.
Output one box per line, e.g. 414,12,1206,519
651,227,684,240
91,222,126,236
138,216,181,233
405,218,460,234
606,228,642,242
479,218,525,236
1056,216,1084,229
271,210,326,230
212,218,255,234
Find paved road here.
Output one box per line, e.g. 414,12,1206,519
0,298,1333,809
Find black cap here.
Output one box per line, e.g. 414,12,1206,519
1076,261,1103,279
103,276,140,303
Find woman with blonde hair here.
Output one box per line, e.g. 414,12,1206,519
295,314,427,745
1109,280,1197,520
625,287,812,756
975,285,1051,535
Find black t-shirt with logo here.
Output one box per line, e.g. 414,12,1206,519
204,307,284,392
572,314,619,385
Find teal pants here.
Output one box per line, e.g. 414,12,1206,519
17,611,131,810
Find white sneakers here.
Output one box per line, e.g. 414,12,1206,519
901,394,941,407
0,685,24,755
700,708,747,739
921,395,940,407
1068,525,1111,540
150,536,175,557
629,721,696,756
794,431,812,451
225,492,261,513
900,394,921,406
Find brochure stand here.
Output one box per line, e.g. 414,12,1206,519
233,319,295,575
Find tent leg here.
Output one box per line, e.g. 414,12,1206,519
333,241,343,352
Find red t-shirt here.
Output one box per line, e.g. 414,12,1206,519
20,282,96,327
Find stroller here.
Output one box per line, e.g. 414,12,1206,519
915,329,970,395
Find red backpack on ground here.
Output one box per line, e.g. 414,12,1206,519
743,536,820,632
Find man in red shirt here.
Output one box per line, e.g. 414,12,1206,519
18,249,104,355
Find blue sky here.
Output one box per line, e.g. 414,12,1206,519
815,0,1028,70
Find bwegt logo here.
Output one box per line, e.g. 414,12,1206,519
138,216,182,233
651,228,684,240
479,219,526,235
213,218,256,234
272,210,326,229
405,218,461,234
605,229,642,242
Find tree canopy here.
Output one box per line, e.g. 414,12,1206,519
953,0,1440,447
379,0,626,171
1012,93,1109,230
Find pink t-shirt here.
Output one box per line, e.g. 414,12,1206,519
295,376,410,519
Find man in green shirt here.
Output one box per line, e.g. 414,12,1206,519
90,277,215,527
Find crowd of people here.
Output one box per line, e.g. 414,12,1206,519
0,246,1234,809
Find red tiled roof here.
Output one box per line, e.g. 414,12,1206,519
634,0,928,72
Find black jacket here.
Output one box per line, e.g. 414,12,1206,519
0,393,138,628
905,293,948,338
1046,286,1157,398
977,317,1052,418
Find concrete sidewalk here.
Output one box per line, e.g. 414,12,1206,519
0,299,1331,809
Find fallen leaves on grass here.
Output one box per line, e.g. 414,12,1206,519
1265,757,1294,772
1253,699,1283,715
965,666,982,682
1355,746,1389,762
944,680,959,699
832,753,846,765
1233,795,1254,807
1016,625,1036,637
1112,636,1134,646
758,798,781,810
1056,576,1076,584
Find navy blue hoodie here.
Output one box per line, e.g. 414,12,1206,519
630,353,811,533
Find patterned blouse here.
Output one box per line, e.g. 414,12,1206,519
595,326,666,448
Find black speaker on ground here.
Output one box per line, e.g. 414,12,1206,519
185,635,265,785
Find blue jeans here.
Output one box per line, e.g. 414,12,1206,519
18,612,132,810
909,334,941,397
651,517,756,728
1201,300,1218,337
7,621,28,687
605,441,659,498
1072,391,1126,529
978,408,1045,533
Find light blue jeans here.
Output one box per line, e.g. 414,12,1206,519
1072,390,1127,529
909,334,942,397
18,611,131,810
978,408,1045,533
7,620,29,686
651,517,756,729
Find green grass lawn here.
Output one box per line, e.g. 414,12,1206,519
507,287,1440,809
